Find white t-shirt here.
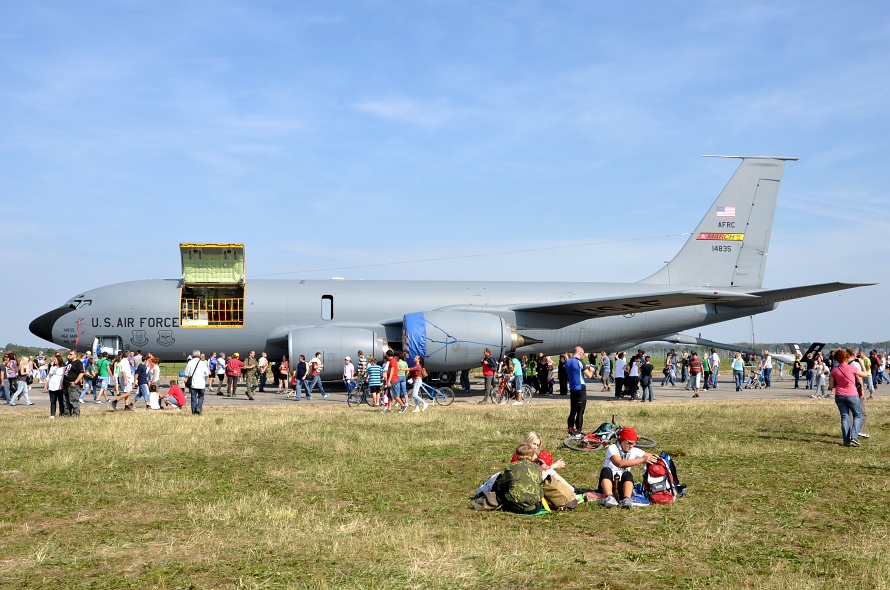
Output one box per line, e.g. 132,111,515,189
185,358,210,389
628,359,640,377
604,443,645,476
710,352,720,369
615,359,627,377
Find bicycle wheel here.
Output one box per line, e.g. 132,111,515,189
434,386,455,406
563,436,607,452
360,383,373,406
346,391,361,408
490,382,507,405
520,384,533,404
635,435,657,449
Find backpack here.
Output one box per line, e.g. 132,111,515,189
542,475,579,510
642,453,685,505
495,460,543,512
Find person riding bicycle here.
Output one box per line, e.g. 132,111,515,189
598,427,657,509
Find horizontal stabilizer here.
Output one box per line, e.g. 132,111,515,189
715,282,875,308
510,289,757,318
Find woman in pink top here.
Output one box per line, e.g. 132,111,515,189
828,349,868,447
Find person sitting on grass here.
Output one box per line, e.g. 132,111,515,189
161,380,186,409
496,443,545,515
599,427,658,509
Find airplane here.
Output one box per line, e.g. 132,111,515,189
29,156,873,384
657,333,826,365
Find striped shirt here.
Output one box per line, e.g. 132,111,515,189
367,364,383,387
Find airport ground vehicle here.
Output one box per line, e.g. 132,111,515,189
563,415,657,452
489,372,533,405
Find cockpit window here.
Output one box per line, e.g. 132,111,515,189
65,298,92,310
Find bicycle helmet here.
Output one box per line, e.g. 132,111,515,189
618,427,638,442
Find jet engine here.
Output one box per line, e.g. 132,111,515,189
287,327,389,380
402,311,537,371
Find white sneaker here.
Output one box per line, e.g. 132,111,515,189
412,407,421,413
512,401,523,405
858,432,870,438
421,402,429,412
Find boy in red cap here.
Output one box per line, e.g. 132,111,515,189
599,427,658,509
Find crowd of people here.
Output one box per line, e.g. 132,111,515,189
3,344,884,448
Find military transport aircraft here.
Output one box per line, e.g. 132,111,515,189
29,156,872,384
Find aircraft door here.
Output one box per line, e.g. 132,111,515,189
92,336,123,357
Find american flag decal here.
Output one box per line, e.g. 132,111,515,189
716,206,735,218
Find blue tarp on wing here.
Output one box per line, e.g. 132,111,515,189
402,312,427,366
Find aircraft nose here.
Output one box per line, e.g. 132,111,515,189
29,307,73,343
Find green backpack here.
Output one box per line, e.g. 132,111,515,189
496,460,543,511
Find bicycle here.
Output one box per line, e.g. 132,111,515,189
346,379,373,408
490,372,533,405
563,414,657,451
414,380,455,406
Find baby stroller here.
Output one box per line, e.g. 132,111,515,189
743,369,763,389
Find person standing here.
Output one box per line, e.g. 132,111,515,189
479,348,498,404
215,353,227,394
257,352,269,392
732,352,745,391
828,349,868,446
614,352,627,399
242,350,258,400
537,353,553,397
133,355,152,409
184,349,210,415
94,351,112,403
599,351,611,393
408,355,429,413
277,356,289,394
294,355,308,400
709,348,720,388
761,350,774,389
557,354,568,395
343,356,356,395
207,352,218,392
61,350,84,416
566,346,596,436
44,353,65,418
640,355,655,402
225,352,243,397
688,352,703,398
510,353,524,405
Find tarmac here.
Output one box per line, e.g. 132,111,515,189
1,371,846,414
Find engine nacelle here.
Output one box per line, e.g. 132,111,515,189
402,311,528,371
287,327,388,380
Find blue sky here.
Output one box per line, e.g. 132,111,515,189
2,1,888,347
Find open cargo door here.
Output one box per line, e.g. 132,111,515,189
179,243,245,328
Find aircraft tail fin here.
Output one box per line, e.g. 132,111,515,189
641,156,797,289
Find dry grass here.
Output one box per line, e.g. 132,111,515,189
0,398,887,589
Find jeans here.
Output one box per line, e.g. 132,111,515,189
710,368,719,387
640,378,653,402
411,379,424,406
11,379,32,404
793,372,801,388
79,378,93,402
734,370,744,390
294,379,307,399
305,375,327,397
835,395,862,445
806,369,814,389
1,379,11,403
763,368,772,388
514,374,524,399
460,370,470,392
394,376,407,398
190,387,205,414
661,371,675,386
135,383,150,403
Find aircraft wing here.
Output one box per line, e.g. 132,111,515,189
715,282,875,307
510,289,757,318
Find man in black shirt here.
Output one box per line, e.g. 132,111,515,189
62,350,84,416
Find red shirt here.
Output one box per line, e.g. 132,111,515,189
688,359,703,374
168,385,186,406
226,357,244,376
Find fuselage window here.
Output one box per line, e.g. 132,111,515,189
67,299,92,310
321,295,333,321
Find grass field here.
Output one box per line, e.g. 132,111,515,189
1,398,886,589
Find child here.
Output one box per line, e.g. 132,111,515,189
599,428,658,509
162,380,186,409
496,443,544,514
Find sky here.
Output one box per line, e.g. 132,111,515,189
2,1,888,348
